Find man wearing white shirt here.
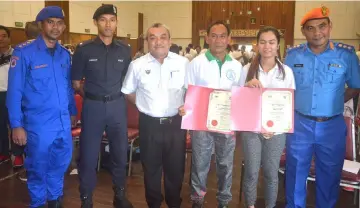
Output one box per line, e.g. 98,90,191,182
179,21,243,208
121,23,188,208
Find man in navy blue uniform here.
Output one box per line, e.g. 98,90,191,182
6,6,77,208
71,4,133,208
285,6,360,208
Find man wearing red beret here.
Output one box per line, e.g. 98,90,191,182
284,6,360,208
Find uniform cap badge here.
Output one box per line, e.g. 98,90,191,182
321,6,328,16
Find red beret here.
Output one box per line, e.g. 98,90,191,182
300,6,330,26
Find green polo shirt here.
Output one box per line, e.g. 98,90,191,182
205,50,232,77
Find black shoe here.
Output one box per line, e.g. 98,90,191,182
48,197,63,208
81,195,93,208
113,186,133,208
192,202,203,208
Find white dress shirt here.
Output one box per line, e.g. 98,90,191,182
239,62,296,89
121,52,189,117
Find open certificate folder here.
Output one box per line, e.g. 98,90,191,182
231,87,294,133
181,85,294,133
181,85,233,134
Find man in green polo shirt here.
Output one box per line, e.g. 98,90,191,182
179,21,243,208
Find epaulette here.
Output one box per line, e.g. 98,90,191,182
114,39,131,49
335,42,355,52
15,39,35,49
77,39,94,48
59,44,70,54
286,44,305,53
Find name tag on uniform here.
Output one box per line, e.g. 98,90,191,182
294,64,303,67
89,59,97,62
118,59,123,62
34,64,48,69
329,63,342,68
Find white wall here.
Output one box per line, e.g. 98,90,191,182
294,1,360,48
69,1,141,37
0,1,44,28
142,1,192,51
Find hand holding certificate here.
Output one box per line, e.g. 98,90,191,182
181,85,294,133
231,87,294,133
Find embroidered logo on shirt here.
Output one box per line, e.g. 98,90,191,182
118,59,123,62
226,69,236,81
145,69,151,74
89,59,98,62
10,56,19,68
294,64,303,67
34,64,48,69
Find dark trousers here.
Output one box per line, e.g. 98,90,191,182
139,113,186,208
0,91,23,156
78,96,128,196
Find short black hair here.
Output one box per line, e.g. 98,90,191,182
0,25,10,37
206,20,230,36
170,44,180,54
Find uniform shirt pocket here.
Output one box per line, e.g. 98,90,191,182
168,70,184,89
28,67,51,91
87,58,101,71
325,66,345,84
113,58,125,70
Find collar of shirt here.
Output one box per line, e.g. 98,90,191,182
259,63,279,73
0,47,13,57
94,36,121,48
36,35,62,54
305,40,335,55
205,49,232,69
146,52,176,63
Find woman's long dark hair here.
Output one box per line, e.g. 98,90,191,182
245,26,285,82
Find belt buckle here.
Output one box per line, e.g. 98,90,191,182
103,95,111,102
316,117,328,122
160,118,172,125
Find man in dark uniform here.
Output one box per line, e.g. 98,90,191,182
71,4,133,208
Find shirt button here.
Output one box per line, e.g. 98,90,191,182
313,94,316,96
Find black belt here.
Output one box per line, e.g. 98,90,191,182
141,113,178,125
85,92,123,102
296,111,340,122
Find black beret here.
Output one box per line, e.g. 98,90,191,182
93,4,117,20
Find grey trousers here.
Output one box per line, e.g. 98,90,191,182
241,132,286,208
191,131,236,205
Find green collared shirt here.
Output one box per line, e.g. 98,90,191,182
205,50,232,77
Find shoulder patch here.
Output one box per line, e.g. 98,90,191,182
15,39,35,49
77,39,94,48
335,42,355,52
